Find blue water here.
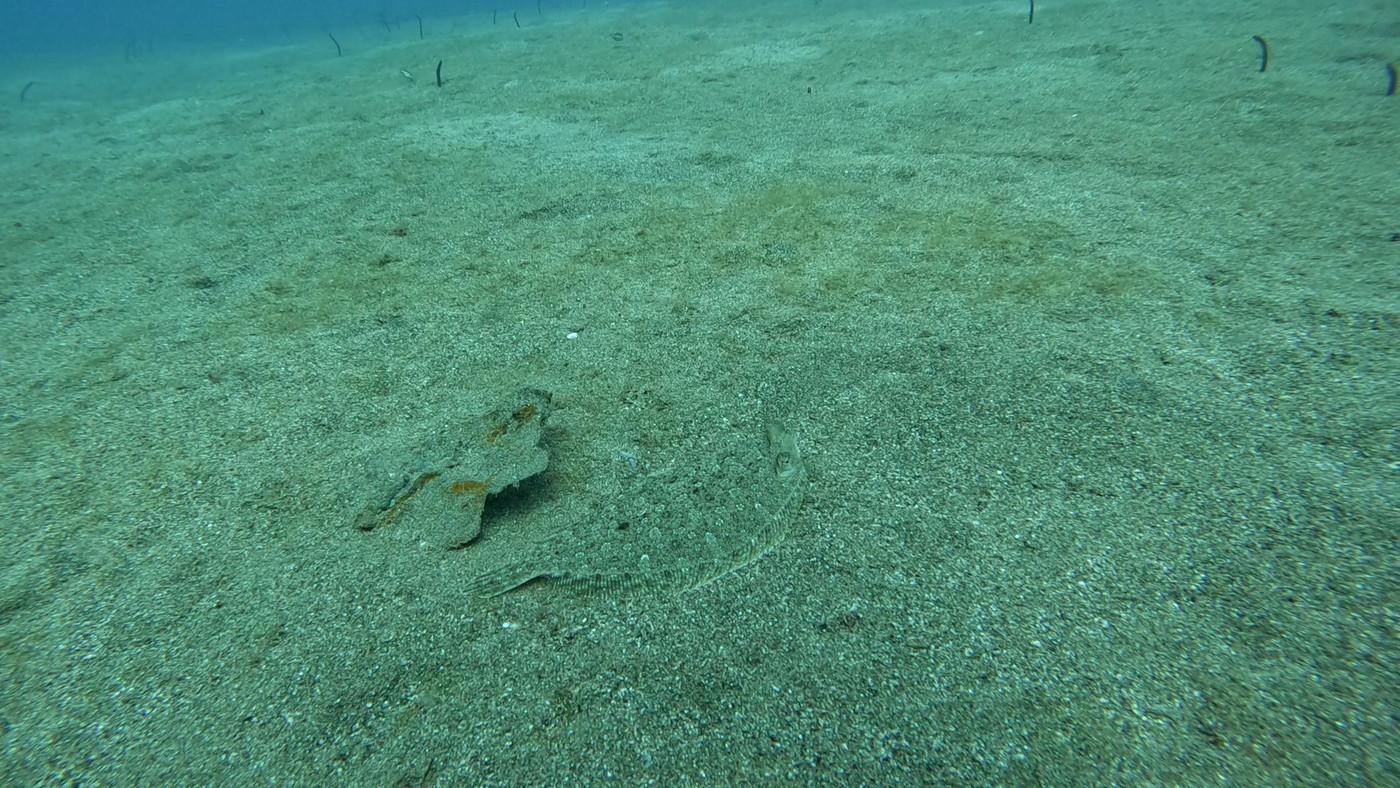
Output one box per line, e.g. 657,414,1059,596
1,0,563,53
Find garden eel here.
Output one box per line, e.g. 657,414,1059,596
463,422,807,598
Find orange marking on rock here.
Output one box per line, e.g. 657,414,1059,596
451,478,490,495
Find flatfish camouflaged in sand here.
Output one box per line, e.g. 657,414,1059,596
353,388,552,549
463,421,807,598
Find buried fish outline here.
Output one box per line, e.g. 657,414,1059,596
354,388,808,597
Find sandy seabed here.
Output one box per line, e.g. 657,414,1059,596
1,0,1395,783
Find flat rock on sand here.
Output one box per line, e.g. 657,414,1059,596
351,388,552,549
